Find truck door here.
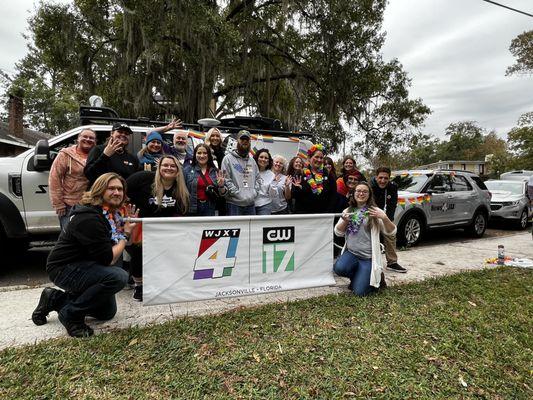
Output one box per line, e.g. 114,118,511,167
449,174,475,223
426,174,453,226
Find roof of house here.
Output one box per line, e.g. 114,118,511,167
0,121,51,149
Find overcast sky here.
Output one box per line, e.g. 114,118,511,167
1,0,532,139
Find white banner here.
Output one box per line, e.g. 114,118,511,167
142,214,335,305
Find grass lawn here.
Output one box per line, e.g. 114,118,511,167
1,267,531,399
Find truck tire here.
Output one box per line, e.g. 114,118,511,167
0,224,29,261
397,214,423,247
466,210,487,238
516,208,528,230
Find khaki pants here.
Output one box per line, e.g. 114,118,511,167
382,233,398,265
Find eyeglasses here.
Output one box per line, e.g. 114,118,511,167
355,190,369,194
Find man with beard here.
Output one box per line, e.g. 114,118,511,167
370,167,407,273
49,129,97,229
169,130,193,165
84,123,139,185
31,173,137,337
221,130,259,215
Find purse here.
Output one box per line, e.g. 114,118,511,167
199,170,219,202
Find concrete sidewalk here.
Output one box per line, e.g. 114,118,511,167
1,232,531,350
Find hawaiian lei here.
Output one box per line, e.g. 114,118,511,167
102,205,126,243
303,167,325,195
346,206,369,235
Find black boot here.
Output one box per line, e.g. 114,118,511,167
32,287,58,326
58,313,94,338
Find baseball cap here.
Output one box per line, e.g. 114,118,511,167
112,123,133,135
237,130,251,140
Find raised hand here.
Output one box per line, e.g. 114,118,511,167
103,136,123,157
368,206,386,220
216,170,225,187
123,203,140,235
165,118,183,131
292,175,302,188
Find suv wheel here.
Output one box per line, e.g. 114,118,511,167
516,209,528,230
467,211,487,238
398,214,423,247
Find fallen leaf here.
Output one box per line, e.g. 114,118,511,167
128,338,138,346
468,301,477,307
252,353,261,362
459,376,468,388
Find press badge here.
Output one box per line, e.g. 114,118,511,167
242,180,249,188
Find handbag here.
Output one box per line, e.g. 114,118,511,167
199,169,219,202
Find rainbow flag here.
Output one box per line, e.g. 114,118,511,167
408,197,417,205
250,146,259,156
288,137,300,142
397,198,406,207
188,130,205,139
297,150,308,159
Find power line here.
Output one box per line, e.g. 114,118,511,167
481,0,533,18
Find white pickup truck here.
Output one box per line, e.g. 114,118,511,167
0,106,312,256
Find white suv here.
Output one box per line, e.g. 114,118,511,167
0,107,312,256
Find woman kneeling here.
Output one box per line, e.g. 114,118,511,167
333,182,396,296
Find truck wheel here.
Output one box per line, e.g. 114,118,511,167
398,214,423,247
0,225,29,261
467,211,487,238
516,209,528,230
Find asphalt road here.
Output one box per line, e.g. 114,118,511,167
0,223,529,289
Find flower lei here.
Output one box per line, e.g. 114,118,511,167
102,205,126,243
307,143,324,158
346,206,369,235
303,167,324,195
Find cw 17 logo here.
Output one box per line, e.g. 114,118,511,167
262,227,295,273
193,229,240,280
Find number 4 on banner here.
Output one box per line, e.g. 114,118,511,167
193,236,238,280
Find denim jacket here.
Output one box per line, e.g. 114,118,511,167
183,164,223,214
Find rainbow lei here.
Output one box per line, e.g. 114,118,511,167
102,205,126,243
307,143,324,157
346,206,369,235
303,167,325,194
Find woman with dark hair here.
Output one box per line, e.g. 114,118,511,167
286,156,305,213
337,155,366,196
324,156,337,180
254,148,275,215
126,155,190,301
137,131,165,171
291,144,337,214
333,181,396,296
184,143,226,216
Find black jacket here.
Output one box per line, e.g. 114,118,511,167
370,177,398,221
46,205,114,277
84,144,139,185
292,172,337,214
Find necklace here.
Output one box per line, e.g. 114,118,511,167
303,167,324,194
346,206,369,235
102,206,126,243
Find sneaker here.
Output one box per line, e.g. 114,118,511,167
32,287,56,326
124,275,135,290
386,263,407,273
58,313,94,338
133,285,143,302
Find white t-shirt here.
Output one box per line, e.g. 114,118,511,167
255,169,275,207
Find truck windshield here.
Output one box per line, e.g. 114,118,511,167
392,174,431,193
485,181,523,195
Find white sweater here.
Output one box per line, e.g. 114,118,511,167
334,208,397,288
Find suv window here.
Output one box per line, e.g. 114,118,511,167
393,174,431,193
49,130,108,161
470,175,488,191
451,175,472,191
427,174,451,192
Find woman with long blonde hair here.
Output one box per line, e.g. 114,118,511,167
125,155,189,301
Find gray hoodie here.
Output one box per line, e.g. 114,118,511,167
221,149,259,206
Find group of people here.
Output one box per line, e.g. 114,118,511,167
33,120,406,338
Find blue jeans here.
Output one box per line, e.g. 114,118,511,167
255,203,272,215
333,251,374,297
59,205,73,231
226,203,256,216
50,261,128,322
197,200,216,216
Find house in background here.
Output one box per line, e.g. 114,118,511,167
0,94,50,157
416,160,486,176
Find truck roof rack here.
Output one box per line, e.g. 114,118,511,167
79,106,313,139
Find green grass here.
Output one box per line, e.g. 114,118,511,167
1,268,532,399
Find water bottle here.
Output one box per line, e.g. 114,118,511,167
497,245,505,265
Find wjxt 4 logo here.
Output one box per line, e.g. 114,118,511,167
193,229,240,280
262,227,295,273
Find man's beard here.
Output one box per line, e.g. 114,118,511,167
237,142,250,156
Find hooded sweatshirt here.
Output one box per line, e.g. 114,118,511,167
220,149,259,206
46,205,115,277
48,145,91,212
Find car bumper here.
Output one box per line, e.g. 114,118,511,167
489,205,522,220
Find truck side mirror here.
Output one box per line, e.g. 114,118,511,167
34,139,51,171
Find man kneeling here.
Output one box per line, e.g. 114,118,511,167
32,173,137,337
